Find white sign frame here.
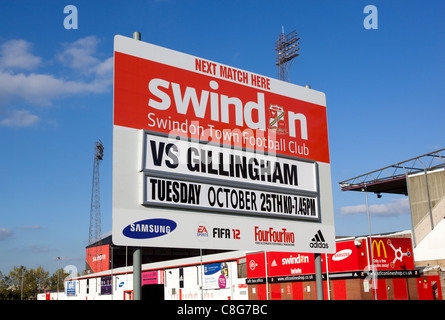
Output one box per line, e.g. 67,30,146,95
112,35,336,253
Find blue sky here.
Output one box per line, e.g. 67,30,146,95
0,0,444,274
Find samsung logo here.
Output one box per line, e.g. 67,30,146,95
332,249,352,261
123,219,177,239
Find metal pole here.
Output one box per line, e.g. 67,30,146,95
364,186,378,300
200,248,203,300
264,251,269,300
405,172,417,246
57,257,60,300
133,31,141,41
111,245,114,300
314,253,324,300
133,247,142,300
21,268,23,300
325,253,330,300
424,169,434,231
131,31,143,301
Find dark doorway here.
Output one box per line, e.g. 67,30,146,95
142,284,164,301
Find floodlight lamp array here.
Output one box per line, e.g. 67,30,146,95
95,140,104,160
275,30,300,66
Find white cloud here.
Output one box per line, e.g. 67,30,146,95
95,57,113,77
341,204,367,215
21,225,41,230
341,198,410,217
0,36,113,127
0,70,110,107
0,228,13,241
0,109,40,127
57,36,100,71
57,36,113,78
0,39,41,71
30,245,50,253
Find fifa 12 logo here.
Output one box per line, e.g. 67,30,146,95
269,105,287,134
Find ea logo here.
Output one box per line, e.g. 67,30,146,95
196,223,209,242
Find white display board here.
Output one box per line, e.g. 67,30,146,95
112,35,335,253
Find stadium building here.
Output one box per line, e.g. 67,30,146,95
38,231,442,300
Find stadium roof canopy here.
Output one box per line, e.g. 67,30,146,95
339,148,445,195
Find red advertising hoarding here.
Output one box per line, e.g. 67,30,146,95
268,252,315,276
247,252,267,279
247,252,315,278
327,240,363,273
86,244,109,273
246,237,415,281
368,237,414,270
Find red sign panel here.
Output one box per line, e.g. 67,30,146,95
247,252,267,279
267,252,315,276
327,240,362,273
114,52,330,163
247,252,315,278
368,237,414,270
246,237,415,280
86,244,109,273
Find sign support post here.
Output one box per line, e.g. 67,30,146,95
314,253,324,300
131,31,142,301
133,247,141,300
264,251,269,300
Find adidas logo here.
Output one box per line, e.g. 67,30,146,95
309,229,329,249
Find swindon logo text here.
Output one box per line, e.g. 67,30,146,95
148,78,308,140
92,254,106,262
281,254,310,265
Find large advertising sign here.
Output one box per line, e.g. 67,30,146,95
368,237,414,270
112,35,335,253
142,270,165,285
203,263,229,289
246,237,416,284
101,276,112,295
66,281,76,297
246,251,316,284
327,240,362,273
86,244,109,273
113,44,330,163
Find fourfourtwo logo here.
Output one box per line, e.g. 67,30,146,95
310,229,329,249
